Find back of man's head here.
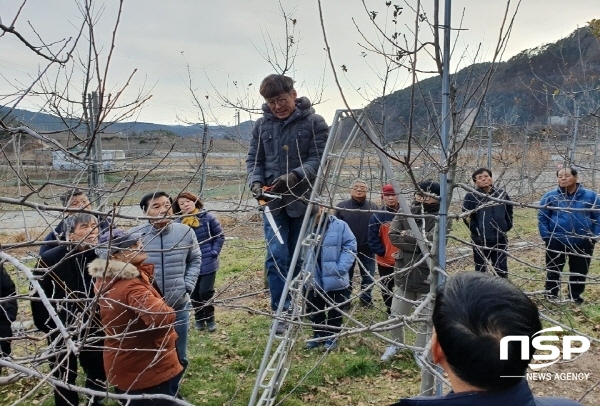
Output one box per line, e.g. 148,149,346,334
433,272,542,392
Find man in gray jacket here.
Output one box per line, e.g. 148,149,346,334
246,74,328,333
130,191,201,394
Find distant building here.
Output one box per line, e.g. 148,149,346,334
52,149,125,171
548,116,569,126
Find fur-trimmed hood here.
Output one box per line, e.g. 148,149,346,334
88,258,140,280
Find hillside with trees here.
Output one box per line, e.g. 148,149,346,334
368,23,600,140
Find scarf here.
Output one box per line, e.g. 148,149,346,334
181,208,200,228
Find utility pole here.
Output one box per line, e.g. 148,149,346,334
487,107,493,169
594,118,599,188
86,92,102,207
428,0,451,397
569,96,580,164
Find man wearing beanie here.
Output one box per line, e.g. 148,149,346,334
462,168,513,278
382,180,441,363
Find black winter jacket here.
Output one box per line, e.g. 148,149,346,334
246,97,329,217
392,379,581,405
32,246,100,335
335,198,378,253
0,265,17,339
462,186,513,244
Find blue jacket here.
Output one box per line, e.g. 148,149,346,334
246,97,329,217
305,215,357,292
538,184,600,245
180,210,225,275
129,222,202,308
393,379,581,406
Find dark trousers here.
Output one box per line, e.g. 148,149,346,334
306,289,345,338
472,239,508,278
545,239,594,299
377,265,395,314
115,375,178,405
191,272,216,322
50,339,106,406
0,335,11,376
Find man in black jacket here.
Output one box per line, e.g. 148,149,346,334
0,263,17,371
462,168,513,278
32,213,106,406
335,179,378,305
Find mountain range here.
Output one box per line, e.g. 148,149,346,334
366,24,600,140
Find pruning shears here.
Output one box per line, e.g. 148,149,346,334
258,186,284,245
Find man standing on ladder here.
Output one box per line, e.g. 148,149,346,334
246,74,329,334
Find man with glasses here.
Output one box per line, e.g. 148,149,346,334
39,189,110,255
246,74,328,334
335,179,378,306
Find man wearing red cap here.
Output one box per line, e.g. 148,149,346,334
367,184,400,315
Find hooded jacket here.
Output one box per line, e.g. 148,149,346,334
129,222,202,308
392,379,581,405
305,215,357,292
462,186,513,244
246,97,329,217
179,210,225,275
368,204,400,267
538,183,600,245
88,258,182,391
388,202,439,294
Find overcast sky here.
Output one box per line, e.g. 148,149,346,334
2,0,599,126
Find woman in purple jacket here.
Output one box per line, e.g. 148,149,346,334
173,191,225,332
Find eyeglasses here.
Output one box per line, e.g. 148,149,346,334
265,95,290,108
352,187,367,192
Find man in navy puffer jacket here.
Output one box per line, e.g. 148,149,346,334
246,74,328,331
538,167,600,303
